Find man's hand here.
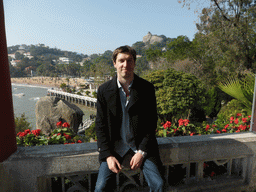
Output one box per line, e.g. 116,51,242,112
106,156,122,173
130,152,144,170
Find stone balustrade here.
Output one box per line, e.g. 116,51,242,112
1,132,256,192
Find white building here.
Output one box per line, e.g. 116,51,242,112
8,54,15,59
59,57,73,64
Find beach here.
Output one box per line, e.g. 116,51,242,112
11,77,88,89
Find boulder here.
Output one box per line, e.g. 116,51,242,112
150,35,164,44
142,31,164,45
142,32,152,43
35,96,84,135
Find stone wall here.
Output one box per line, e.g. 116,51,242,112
1,132,256,191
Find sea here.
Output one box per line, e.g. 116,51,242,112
11,83,96,130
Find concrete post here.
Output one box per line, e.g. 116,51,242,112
0,0,17,162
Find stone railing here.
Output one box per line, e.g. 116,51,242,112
1,132,256,192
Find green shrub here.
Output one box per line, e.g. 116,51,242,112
144,68,207,122
15,113,32,134
60,83,67,90
203,87,222,118
84,122,97,141
85,90,90,96
217,99,251,120
92,91,97,98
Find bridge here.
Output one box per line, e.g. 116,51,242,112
47,89,97,108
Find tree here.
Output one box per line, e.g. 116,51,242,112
195,0,256,73
15,52,24,60
143,68,206,122
218,72,255,112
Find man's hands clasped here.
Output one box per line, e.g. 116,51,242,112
106,152,144,173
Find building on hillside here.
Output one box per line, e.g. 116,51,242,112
59,57,73,64
24,52,34,59
8,54,15,59
10,60,21,67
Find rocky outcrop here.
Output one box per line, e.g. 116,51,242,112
142,32,164,45
35,96,84,135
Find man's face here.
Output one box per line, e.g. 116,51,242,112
113,53,135,79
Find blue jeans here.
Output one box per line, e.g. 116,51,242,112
95,159,164,192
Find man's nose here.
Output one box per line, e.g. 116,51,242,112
123,60,128,67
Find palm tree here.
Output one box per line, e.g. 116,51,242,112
218,72,255,112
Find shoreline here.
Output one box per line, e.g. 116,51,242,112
11,77,88,89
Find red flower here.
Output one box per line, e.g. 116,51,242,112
212,125,217,128
230,116,234,121
242,118,247,123
205,125,210,131
64,134,71,140
57,133,61,136
31,129,41,136
190,132,195,136
183,119,189,126
216,130,221,134
163,121,171,129
237,125,242,130
236,113,242,117
18,132,26,137
236,130,240,133
24,129,31,134
210,171,215,177
56,121,62,127
62,122,70,128
248,115,251,118
224,124,229,129
77,140,82,143
234,118,239,124
178,119,184,127
222,129,227,132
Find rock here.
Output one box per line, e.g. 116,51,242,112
77,119,94,135
142,31,164,45
35,96,84,135
150,35,164,44
142,32,152,43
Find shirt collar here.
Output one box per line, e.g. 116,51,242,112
117,78,133,89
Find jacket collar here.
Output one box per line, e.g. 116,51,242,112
106,74,140,112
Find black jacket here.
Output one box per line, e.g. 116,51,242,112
95,74,161,166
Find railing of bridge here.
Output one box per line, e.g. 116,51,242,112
47,89,97,103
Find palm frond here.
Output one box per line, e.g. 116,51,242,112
218,77,252,110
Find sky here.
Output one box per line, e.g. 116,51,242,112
3,0,209,55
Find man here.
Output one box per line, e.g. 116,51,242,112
95,45,163,191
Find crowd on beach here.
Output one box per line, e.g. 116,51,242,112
11,77,88,89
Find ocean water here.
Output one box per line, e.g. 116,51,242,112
11,84,96,130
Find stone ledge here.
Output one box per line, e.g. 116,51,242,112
2,132,256,192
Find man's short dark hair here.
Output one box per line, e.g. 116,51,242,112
112,45,137,63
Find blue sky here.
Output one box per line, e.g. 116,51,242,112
3,0,209,55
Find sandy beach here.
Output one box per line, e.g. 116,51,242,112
11,77,88,89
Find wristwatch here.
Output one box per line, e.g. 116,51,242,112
137,150,147,158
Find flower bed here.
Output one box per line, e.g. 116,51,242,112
17,121,83,147
157,113,251,137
